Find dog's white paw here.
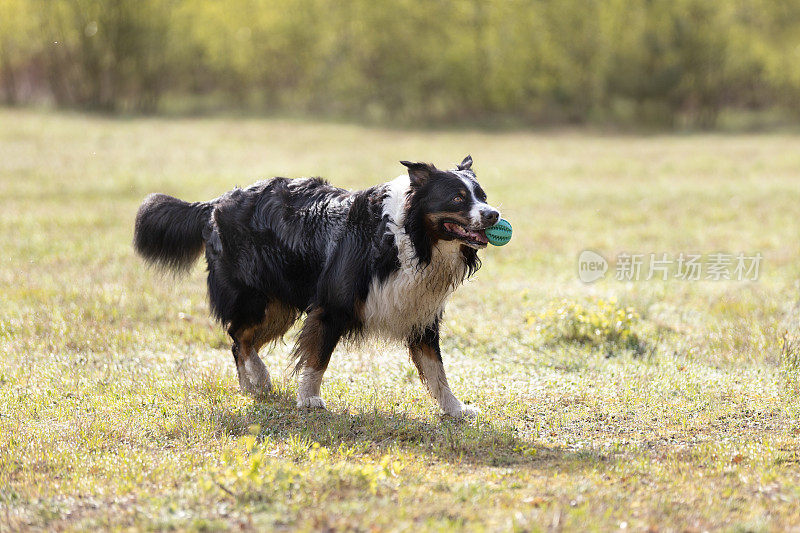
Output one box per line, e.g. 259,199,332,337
238,359,272,398
296,395,327,409
447,403,481,418
460,404,481,417
239,379,272,398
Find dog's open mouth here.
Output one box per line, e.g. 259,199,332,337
442,221,489,248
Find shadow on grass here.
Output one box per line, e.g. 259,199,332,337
193,387,604,469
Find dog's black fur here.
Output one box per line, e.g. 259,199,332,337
134,156,499,415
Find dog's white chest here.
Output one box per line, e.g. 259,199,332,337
361,173,466,340
362,242,464,340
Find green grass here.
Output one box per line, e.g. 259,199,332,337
2,108,800,531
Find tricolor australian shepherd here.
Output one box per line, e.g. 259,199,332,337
134,156,500,417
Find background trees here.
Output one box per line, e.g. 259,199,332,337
2,0,798,127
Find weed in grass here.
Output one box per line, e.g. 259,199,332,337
780,328,800,395
529,298,651,356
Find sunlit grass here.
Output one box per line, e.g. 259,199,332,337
1,109,800,530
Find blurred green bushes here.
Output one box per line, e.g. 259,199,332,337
2,0,799,127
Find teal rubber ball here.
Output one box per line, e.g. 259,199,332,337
485,218,512,246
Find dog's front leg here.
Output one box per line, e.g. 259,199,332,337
293,307,344,409
408,322,480,418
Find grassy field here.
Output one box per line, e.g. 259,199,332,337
2,109,800,531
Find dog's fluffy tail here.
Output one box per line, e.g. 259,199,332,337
134,193,214,272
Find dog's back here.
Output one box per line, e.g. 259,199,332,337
206,177,385,317
134,176,389,322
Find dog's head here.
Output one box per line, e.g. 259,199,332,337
401,155,500,251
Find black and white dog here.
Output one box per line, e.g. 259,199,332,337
134,156,499,417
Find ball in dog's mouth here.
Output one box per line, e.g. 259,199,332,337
443,221,489,248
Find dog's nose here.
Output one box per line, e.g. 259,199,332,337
481,208,500,226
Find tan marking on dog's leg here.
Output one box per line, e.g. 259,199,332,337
252,302,297,353
233,326,271,397
234,346,270,398
234,302,297,398
410,343,479,418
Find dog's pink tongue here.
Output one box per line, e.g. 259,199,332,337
473,229,488,244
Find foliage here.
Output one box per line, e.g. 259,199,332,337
210,429,404,503
530,298,648,355
2,0,800,126
780,322,800,395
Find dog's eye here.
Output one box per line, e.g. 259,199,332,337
452,195,464,203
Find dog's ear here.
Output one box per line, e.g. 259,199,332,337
457,155,473,171
400,161,435,187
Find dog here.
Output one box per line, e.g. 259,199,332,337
133,156,500,417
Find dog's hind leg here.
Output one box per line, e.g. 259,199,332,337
230,301,297,398
292,307,345,409
408,321,479,418
231,326,270,398
291,236,366,409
